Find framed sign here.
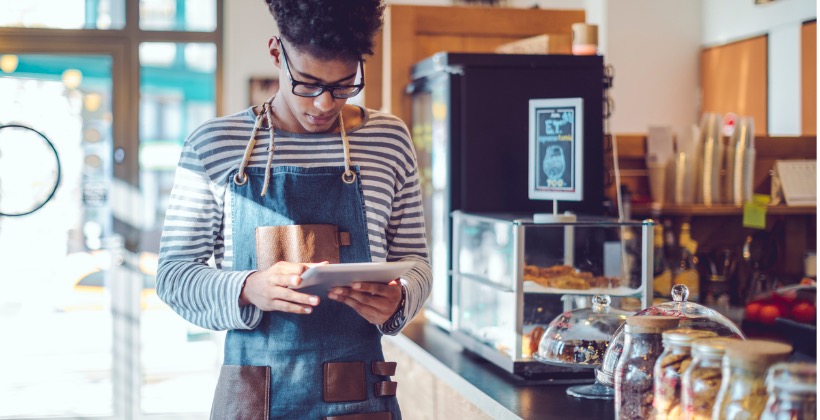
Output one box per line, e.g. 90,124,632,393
528,97,584,201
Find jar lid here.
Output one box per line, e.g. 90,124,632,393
766,362,817,394
725,340,793,365
691,337,738,357
662,328,718,346
625,315,680,333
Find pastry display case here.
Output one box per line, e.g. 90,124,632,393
450,211,652,378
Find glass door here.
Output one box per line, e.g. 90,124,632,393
0,2,224,418
0,53,117,418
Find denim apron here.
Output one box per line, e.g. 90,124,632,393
211,102,400,420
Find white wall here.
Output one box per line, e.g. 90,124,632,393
604,0,702,135
701,0,815,46
701,0,816,135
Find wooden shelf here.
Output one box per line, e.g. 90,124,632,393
631,204,816,217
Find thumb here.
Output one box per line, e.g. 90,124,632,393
305,261,330,268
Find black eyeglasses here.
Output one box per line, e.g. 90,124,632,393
278,38,364,99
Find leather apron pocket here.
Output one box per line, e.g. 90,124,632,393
210,365,270,420
323,362,367,402
256,224,351,269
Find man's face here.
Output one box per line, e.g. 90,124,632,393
271,38,361,134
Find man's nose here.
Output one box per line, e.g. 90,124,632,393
313,91,335,112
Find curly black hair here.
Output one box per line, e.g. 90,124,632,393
265,0,385,62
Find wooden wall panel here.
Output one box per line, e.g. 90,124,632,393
801,21,816,135
415,35,523,61
700,36,768,135
364,5,585,126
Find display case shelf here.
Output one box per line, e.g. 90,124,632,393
450,211,652,378
522,282,642,297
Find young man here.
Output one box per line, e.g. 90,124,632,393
156,0,431,418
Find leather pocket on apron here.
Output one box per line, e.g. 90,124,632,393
323,362,367,402
210,365,270,420
256,224,351,269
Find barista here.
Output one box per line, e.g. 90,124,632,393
155,0,432,417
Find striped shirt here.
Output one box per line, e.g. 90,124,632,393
156,106,431,335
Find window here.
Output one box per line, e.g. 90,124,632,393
0,0,126,29
0,1,223,418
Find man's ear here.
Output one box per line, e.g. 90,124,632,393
268,37,282,68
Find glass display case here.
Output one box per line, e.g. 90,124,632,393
409,53,606,329
450,211,652,378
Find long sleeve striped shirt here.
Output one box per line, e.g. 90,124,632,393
156,107,431,335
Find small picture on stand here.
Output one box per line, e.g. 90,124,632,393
528,97,584,202
249,77,279,106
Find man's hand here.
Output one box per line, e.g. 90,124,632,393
239,261,326,314
327,279,402,325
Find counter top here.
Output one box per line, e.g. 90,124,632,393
385,317,615,419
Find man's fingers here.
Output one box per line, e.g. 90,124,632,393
349,280,400,297
264,300,314,314
327,288,393,324
329,293,382,322
269,274,302,288
265,286,319,305
305,261,330,268
268,261,310,275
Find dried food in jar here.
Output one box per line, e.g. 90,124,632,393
682,337,735,420
615,316,681,420
545,339,609,365
714,340,793,419
652,329,716,419
761,362,817,420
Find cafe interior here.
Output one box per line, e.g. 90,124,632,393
0,0,816,418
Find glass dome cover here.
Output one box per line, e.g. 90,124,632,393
534,294,632,368
596,284,746,387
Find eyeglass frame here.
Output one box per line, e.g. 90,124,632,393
277,37,365,99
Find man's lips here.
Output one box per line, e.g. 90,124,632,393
308,114,333,125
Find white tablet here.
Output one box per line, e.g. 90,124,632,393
294,261,417,293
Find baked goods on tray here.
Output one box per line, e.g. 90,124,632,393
524,264,620,290
522,325,546,358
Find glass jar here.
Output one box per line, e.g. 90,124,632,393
614,315,681,420
761,362,816,420
681,337,736,420
713,339,793,420
652,329,717,419
536,295,631,367
598,285,745,390
535,294,633,400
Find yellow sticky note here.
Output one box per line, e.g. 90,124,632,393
743,194,770,229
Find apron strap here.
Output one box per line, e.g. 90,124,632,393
235,101,271,187
235,99,357,191
339,112,356,184
261,102,276,196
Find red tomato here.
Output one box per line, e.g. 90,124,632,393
759,304,782,325
779,291,798,304
745,302,763,322
790,302,817,324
